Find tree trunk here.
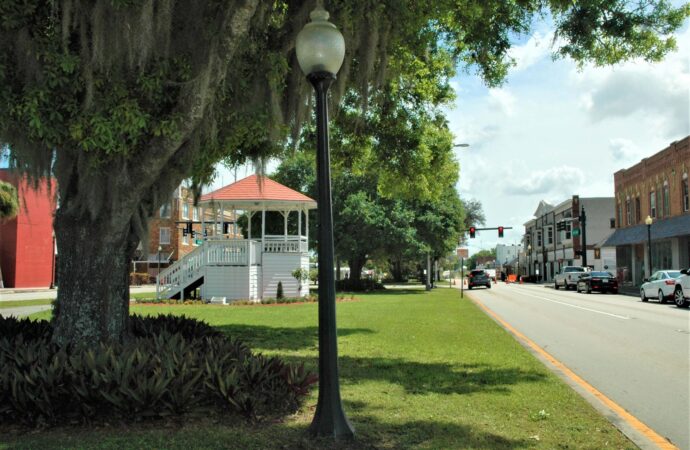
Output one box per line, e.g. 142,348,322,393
348,256,366,288
51,208,136,346
390,257,405,282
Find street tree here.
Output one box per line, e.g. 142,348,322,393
1,0,686,344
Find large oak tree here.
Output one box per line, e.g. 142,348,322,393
0,0,686,345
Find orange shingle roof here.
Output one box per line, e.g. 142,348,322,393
200,174,315,204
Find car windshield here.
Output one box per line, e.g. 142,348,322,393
667,271,681,278
565,267,584,272
590,272,612,277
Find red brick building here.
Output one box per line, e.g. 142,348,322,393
604,136,690,287
0,170,57,288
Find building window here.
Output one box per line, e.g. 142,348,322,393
650,191,656,218
160,202,171,218
662,182,670,217
159,227,171,245
193,206,199,221
610,218,616,228
182,203,190,219
565,222,572,239
547,227,553,245
635,197,641,223
182,233,189,246
683,174,689,212
617,203,623,227
625,198,632,225
537,231,542,247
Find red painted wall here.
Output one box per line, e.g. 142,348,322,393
0,170,56,288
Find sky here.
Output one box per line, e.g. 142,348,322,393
446,20,690,255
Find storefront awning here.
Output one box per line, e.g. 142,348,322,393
603,214,690,247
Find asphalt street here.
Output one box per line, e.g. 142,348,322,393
465,282,690,450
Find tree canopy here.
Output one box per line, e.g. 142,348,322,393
0,180,19,221
0,0,686,344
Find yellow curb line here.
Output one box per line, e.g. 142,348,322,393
470,297,678,450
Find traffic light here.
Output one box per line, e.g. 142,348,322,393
556,221,565,231
498,226,504,238
469,227,476,238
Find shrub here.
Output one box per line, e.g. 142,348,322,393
276,281,284,299
129,272,150,285
0,315,316,427
336,278,384,292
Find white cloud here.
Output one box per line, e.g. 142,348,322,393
504,166,585,196
487,88,516,116
608,138,644,163
508,31,554,72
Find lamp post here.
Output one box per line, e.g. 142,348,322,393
296,6,354,439
527,244,532,281
645,215,653,278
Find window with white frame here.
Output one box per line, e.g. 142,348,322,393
182,202,190,219
650,191,656,218
193,206,199,221
547,227,553,245
537,231,542,247
159,227,171,245
182,232,189,245
160,202,171,218
683,173,689,212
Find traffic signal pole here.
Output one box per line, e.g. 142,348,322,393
580,207,588,268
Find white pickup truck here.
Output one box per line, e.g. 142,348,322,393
673,268,690,308
554,266,587,290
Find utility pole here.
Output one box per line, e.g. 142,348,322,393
580,207,588,268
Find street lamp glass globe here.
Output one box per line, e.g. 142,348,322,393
645,215,653,225
296,7,345,76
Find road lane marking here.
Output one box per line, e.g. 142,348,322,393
470,297,679,450
517,291,632,320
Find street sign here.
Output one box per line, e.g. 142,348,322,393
195,239,203,245
456,248,469,258
572,228,581,237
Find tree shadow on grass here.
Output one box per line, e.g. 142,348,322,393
343,357,545,396
214,324,374,351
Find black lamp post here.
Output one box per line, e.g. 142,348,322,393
296,6,354,439
645,215,653,278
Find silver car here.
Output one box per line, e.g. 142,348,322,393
640,270,682,303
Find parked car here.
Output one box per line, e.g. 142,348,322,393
673,268,690,308
554,266,587,290
468,270,491,289
576,271,618,294
640,270,682,303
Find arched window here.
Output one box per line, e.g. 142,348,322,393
683,173,689,212
662,180,670,217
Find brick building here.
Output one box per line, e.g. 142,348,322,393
141,184,237,275
604,136,690,287
0,170,57,288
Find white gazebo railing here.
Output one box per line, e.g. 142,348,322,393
263,235,309,253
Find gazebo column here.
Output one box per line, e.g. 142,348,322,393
261,208,266,249
298,208,302,238
284,210,289,242
233,207,237,238
306,209,309,249
220,204,225,238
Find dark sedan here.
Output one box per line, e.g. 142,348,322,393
576,271,618,294
468,270,491,289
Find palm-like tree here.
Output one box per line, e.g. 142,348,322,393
0,180,19,288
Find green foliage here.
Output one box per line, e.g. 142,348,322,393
291,268,309,282
336,278,384,292
276,281,284,300
0,180,18,221
0,315,315,427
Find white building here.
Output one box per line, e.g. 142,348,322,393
523,196,616,282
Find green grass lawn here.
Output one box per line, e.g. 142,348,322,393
0,292,158,310
4,289,634,449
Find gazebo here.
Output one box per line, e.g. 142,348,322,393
157,174,316,301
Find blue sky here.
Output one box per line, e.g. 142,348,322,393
446,20,690,255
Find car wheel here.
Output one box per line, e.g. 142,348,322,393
586,284,592,294
554,282,559,290
658,290,666,304
487,283,491,289
640,289,648,302
611,289,618,294
674,287,689,308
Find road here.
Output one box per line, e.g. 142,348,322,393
465,282,689,450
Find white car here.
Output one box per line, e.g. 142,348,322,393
674,269,690,308
554,266,587,290
640,270,682,303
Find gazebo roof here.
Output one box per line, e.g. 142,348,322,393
199,174,317,211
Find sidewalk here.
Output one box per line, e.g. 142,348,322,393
0,285,158,302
